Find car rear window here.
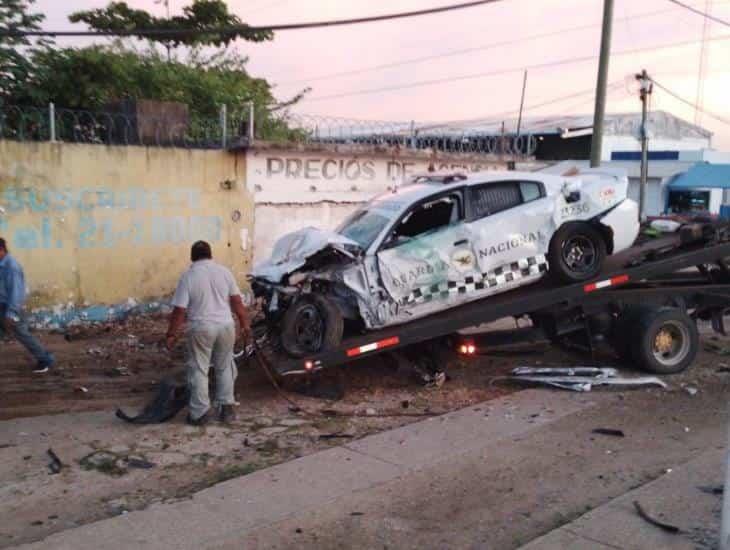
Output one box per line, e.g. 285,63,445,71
470,180,544,219
471,182,522,218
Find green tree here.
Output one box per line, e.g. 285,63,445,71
12,44,307,141
0,0,52,105
69,0,273,51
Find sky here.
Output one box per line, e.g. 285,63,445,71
32,0,730,149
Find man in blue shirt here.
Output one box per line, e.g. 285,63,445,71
0,238,55,373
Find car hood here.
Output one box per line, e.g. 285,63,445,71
251,227,361,283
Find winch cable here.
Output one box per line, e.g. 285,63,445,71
249,337,441,419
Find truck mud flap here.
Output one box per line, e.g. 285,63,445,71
115,378,188,424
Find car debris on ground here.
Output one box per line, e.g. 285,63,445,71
501,366,668,392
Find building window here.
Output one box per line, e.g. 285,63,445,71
667,190,710,214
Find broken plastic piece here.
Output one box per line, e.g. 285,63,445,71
47,448,63,475
592,428,625,437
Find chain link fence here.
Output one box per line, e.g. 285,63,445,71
0,103,538,156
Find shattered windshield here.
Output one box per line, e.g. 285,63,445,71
337,209,391,250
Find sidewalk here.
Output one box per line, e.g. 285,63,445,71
520,448,725,550
13,390,598,549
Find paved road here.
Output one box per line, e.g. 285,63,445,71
13,374,729,550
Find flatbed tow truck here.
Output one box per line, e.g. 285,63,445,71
262,222,730,379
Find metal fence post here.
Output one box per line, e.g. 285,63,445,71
220,104,228,148
49,102,56,142
410,120,415,149
247,101,255,143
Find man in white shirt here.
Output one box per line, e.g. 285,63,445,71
166,241,251,425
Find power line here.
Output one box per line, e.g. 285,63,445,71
0,0,505,38
278,7,677,86
666,0,730,27
651,78,730,125
303,33,730,102
415,80,625,132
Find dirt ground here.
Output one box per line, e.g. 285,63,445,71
1,316,728,548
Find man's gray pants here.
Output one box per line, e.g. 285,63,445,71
185,323,237,420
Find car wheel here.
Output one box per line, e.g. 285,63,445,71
629,307,698,374
548,222,607,284
280,294,344,358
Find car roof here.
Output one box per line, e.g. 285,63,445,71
370,170,565,208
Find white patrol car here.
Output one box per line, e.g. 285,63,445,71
251,169,640,357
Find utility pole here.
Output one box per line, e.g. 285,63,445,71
516,70,528,138
637,69,652,223
590,0,614,167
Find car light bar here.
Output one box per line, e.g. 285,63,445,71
584,274,629,293
346,336,400,357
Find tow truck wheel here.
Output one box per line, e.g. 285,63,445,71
548,222,607,284
630,307,698,374
280,295,344,358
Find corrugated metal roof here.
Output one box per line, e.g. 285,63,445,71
540,160,694,179
668,163,730,189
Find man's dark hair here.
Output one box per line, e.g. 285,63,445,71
190,240,212,262
0,237,6,252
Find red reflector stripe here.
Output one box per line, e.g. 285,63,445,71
346,336,400,357
584,274,629,293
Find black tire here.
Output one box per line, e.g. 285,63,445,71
280,294,344,358
629,307,698,374
548,222,607,284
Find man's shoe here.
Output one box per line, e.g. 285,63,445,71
32,363,53,374
219,405,237,424
186,409,212,426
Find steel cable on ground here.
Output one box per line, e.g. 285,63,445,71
0,0,506,38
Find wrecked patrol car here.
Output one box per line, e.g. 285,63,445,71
251,169,640,357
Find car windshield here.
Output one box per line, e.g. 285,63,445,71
337,209,392,249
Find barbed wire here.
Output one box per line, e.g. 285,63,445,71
0,104,538,155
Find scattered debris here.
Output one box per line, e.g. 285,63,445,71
504,367,667,392
650,219,681,233
704,342,730,356
79,451,127,477
0,443,17,449
350,512,364,516
365,408,376,416
684,386,698,396
75,386,89,394
126,457,156,469
633,500,680,534
592,428,625,438
47,448,63,474
697,485,724,496
116,378,188,424
717,366,730,374
512,367,618,377
318,434,354,440
401,400,410,409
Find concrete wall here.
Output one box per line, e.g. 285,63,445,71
246,144,509,264
0,141,253,327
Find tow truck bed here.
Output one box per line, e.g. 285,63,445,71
271,231,730,376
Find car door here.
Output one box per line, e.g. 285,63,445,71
376,190,477,322
467,180,553,292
